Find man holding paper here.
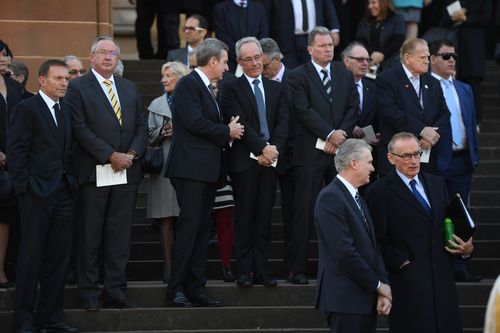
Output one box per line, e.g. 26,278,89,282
65,36,148,311
366,132,472,333
287,26,358,284
376,38,451,176
219,37,288,288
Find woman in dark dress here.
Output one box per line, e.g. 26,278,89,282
355,0,406,72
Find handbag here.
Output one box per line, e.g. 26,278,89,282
141,147,164,174
0,167,13,202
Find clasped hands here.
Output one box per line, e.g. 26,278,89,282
257,145,279,167
109,152,134,172
376,282,392,315
325,130,347,155
420,126,440,150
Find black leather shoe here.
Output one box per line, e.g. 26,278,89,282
39,322,80,333
254,273,278,287
222,266,235,282
236,273,253,288
291,273,309,285
104,297,140,309
190,294,223,307
0,281,15,289
65,272,78,285
455,270,483,282
82,296,100,311
169,291,193,307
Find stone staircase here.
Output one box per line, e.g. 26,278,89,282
0,60,499,332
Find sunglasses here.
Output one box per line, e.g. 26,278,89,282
68,69,87,75
436,52,458,61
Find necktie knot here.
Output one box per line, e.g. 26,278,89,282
103,79,112,86
321,68,328,79
252,79,260,87
239,0,247,7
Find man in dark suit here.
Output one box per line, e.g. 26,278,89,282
166,14,208,66
219,37,288,288
376,38,451,176
65,36,148,311
260,37,296,278
429,39,481,282
166,38,244,307
270,0,340,68
213,0,268,72
287,26,358,284
366,132,473,333
8,60,79,333
341,42,379,186
315,139,391,333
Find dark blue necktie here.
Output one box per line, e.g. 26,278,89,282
409,179,431,214
252,79,270,141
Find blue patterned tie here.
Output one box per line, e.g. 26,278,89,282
409,179,431,214
252,79,270,141
443,80,463,146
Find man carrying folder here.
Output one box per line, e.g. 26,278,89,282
366,132,474,333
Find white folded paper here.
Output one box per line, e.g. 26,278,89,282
446,0,462,16
420,149,431,163
361,125,376,144
250,152,277,168
96,164,128,187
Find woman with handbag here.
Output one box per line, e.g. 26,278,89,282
146,61,189,283
0,40,23,289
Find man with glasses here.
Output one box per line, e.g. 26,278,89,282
287,26,358,285
341,42,379,183
61,55,87,81
219,37,288,288
366,132,472,333
65,36,148,311
167,14,208,66
429,39,481,283
376,38,451,176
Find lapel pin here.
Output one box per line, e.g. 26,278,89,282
405,84,409,89
424,84,428,89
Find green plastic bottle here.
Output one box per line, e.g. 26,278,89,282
444,218,455,248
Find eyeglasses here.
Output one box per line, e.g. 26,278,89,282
68,69,87,75
390,150,423,161
436,52,458,61
93,49,119,57
239,54,263,63
183,26,205,32
347,56,370,63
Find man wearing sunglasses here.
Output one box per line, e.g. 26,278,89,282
429,39,481,283
167,14,208,66
61,55,87,81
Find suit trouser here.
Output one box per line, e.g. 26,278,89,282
77,183,138,300
290,163,336,274
168,178,217,297
15,180,74,327
326,312,376,333
278,167,295,273
231,162,277,274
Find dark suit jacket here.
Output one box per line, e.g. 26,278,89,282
288,61,358,166
365,171,462,333
270,0,340,56
65,72,148,185
7,94,78,197
0,75,22,152
436,79,480,175
358,78,378,130
376,66,451,175
314,177,387,314
166,47,188,65
166,70,230,183
219,75,288,174
213,0,268,71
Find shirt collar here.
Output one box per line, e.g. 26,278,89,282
38,89,59,109
194,67,211,90
233,0,247,7
272,63,286,82
244,73,263,87
355,78,363,89
92,68,115,85
402,64,417,80
337,174,358,199
431,71,453,85
311,59,331,77
395,169,423,188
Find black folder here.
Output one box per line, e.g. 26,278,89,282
446,194,476,241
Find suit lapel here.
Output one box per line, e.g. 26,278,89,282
396,67,422,111
387,170,431,219
307,62,331,104
36,95,63,148
192,71,220,121
239,76,259,118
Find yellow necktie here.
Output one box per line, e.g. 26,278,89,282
103,79,122,125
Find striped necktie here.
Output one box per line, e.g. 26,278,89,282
321,68,332,101
103,79,122,126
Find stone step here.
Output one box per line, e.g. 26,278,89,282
482,95,500,108
123,60,166,71
482,106,500,120
477,133,500,146
471,175,500,190
480,120,500,133
473,160,500,176
469,191,500,206
479,147,500,160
